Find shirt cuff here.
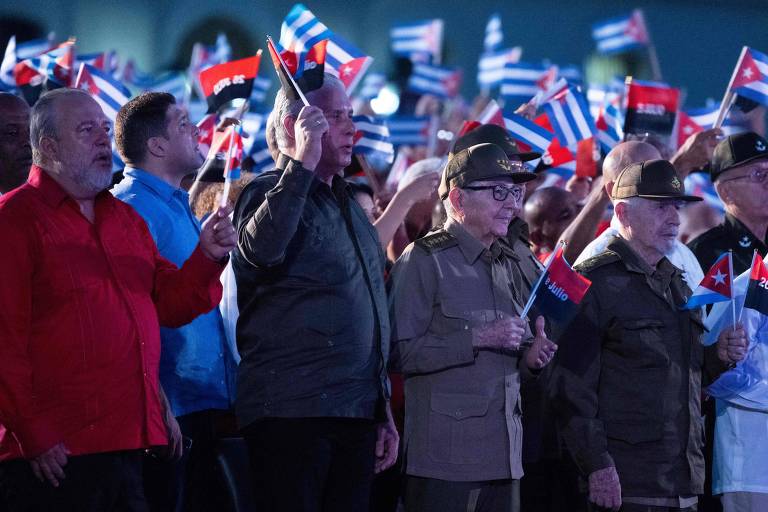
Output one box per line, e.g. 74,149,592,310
279,159,316,197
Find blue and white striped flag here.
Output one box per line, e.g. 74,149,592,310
1,35,54,89
500,61,548,102
127,71,186,102
729,46,768,108
358,72,386,100
477,47,521,90
386,115,430,146
542,87,597,149
484,13,503,53
390,19,443,63
595,100,624,153
503,113,554,154
249,76,272,106
592,9,650,55
74,63,131,122
408,63,461,98
352,115,394,164
280,4,373,92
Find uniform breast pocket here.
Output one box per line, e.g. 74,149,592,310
429,302,472,346
428,392,489,465
619,318,671,369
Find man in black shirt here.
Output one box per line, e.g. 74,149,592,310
232,75,398,511
688,132,768,274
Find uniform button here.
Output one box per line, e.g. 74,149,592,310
455,410,462,418
464,324,469,330
327,340,334,347
320,393,328,399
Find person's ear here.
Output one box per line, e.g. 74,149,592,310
614,201,630,225
448,187,464,216
283,115,297,142
146,136,165,158
39,135,57,161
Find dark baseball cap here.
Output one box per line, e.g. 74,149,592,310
451,124,541,161
438,143,537,200
710,132,768,181
612,159,702,202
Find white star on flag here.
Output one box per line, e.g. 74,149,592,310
743,68,754,80
712,269,727,286
683,125,694,135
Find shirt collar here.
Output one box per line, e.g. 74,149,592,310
28,165,115,210
445,218,490,264
123,167,186,203
724,212,767,245
606,234,676,278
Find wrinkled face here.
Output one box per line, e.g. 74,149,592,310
51,94,113,196
460,179,525,243
716,159,768,220
161,104,204,174
0,99,32,191
309,83,355,174
622,197,683,257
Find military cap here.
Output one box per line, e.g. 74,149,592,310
611,159,701,202
710,131,768,181
451,123,540,161
438,143,537,200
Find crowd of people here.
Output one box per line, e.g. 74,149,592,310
0,42,767,512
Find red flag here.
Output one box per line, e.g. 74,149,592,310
196,114,218,147
530,246,592,331
209,125,244,176
199,53,261,113
623,78,680,137
267,37,327,102
674,110,703,149
575,137,599,178
744,252,768,316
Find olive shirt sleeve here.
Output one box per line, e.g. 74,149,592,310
549,282,616,475
389,244,476,375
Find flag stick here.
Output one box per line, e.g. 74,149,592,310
521,240,564,318
738,250,759,323
219,126,237,209
74,62,86,88
647,43,663,82
729,249,736,327
356,154,382,199
426,114,439,158
714,46,749,129
266,36,310,108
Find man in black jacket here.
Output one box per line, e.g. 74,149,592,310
232,74,398,512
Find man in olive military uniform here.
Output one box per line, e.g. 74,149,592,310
552,160,732,512
390,142,558,512
688,132,768,274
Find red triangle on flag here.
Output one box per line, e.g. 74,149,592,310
732,50,763,89
675,111,703,149
336,56,367,89
700,253,732,297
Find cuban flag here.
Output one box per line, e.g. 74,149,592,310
541,87,597,149
267,37,327,102
744,251,768,316
352,115,395,164
591,9,650,55
558,64,583,86
408,63,461,98
530,245,592,332
358,72,386,100
280,4,373,92
477,47,521,90
386,115,430,146
74,63,132,122
484,13,503,52
595,99,624,153
15,39,75,87
500,61,551,102
0,36,19,90
390,19,443,64
503,112,554,154
682,252,733,310
728,46,768,108
210,125,244,181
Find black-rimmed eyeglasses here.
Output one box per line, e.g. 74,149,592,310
463,184,525,202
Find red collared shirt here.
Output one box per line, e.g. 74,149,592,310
0,166,224,460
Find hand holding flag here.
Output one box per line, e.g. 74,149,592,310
524,316,558,370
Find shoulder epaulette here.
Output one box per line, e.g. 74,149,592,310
415,230,458,253
574,250,621,273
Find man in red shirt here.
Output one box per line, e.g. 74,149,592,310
0,88,236,511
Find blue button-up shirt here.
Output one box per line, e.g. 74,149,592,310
113,167,235,417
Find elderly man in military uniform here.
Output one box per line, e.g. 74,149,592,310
688,132,768,274
389,142,558,512
552,160,733,512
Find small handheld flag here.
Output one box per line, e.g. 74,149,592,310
714,46,768,128
352,115,395,164
390,19,444,64
591,9,649,55
682,251,733,310
74,63,132,122
743,251,768,317
408,63,461,98
623,78,680,138
541,86,597,149
267,36,327,106
199,52,262,114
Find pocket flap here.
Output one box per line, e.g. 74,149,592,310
605,420,663,444
430,392,489,420
622,318,665,330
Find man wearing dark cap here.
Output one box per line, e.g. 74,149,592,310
552,160,734,511
688,132,768,274
0,93,32,195
390,143,558,512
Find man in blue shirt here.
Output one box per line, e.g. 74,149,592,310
112,92,236,512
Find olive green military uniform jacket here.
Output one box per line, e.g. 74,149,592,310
389,219,536,482
551,236,716,498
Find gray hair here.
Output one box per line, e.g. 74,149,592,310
273,74,346,150
30,88,90,165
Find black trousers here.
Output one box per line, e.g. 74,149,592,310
0,450,147,512
404,475,520,512
242,417,377,512
143,409,235,512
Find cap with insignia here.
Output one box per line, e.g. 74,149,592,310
451,124,541,161
438,143,537,200
612,159,702,202
710,131,768,181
